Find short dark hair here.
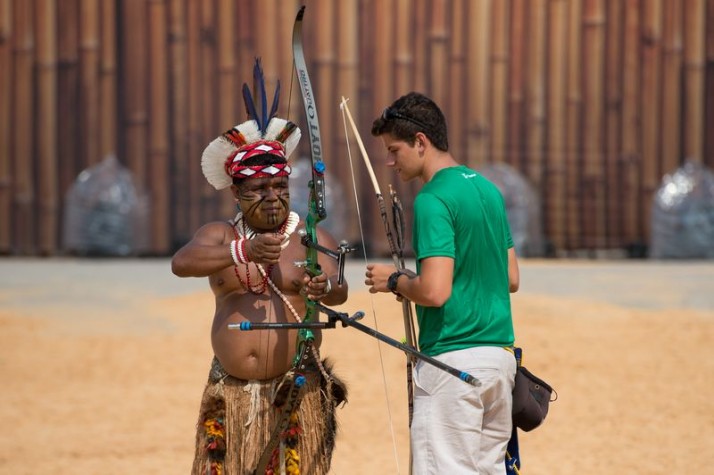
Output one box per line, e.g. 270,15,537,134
371,92,449,151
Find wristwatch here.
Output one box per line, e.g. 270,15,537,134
387,270,405,295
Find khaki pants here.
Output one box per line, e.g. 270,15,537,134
411,346,516,474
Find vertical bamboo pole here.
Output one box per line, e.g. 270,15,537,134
168,0,188,248
256,0,278,76
490,0,509,164
336,0,360,243
169,0,190,246
199,0,217,221
395,0,414,96
12,0,35,254
371,0,394,256
235,0,254,116
447,0,465,162
186,0,202,234
621,0,642,247
412,0,428,93
273,0,291,171
706,0,714,170
640,0,663,243
57,0,80,203
660,0,682,175
546,0,569,252
350,0,378,249
273,0,294,104
428,0,448,105
393,1,420,245
565,0,583,251
357,0,376,252
99,0,117,160
148,0,170,253
36,0,58,255
315,0,336,190
508,0,526,170
256,0,276,108
0,0,12,252
217,0,236,219
121,0,149,189
80,0,100,167
525,0,547,190
604,0,625,248
394,0,418,217
581,0,606,249
682,0,705,163
466,0,492,168
373,0,394,110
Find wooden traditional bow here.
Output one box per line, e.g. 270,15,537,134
340,97,419,354
339,97,419,473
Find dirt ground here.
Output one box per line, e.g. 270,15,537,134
0,258,712,474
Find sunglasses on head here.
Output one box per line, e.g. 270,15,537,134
382,107,430,130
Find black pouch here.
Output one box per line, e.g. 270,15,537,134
512,348,556,432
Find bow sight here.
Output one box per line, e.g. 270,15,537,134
294,230,354,285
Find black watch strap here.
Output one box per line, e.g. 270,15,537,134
387,270,404,295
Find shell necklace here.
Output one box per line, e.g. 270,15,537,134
231,211,299,294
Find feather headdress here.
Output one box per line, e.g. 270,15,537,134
201,58,301,190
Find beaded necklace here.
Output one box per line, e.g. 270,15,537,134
256,263,331,382
231,211,299,294
231,210,330,380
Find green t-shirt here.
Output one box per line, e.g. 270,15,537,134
413,165,515,356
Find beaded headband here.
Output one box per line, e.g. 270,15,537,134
201,59,301,190
224,140,292,179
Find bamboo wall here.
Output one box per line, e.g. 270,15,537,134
1,0,712,256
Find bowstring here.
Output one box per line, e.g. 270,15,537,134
340,101,402,475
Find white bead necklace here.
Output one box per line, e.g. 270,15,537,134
233,210,300,249
232,210,330,379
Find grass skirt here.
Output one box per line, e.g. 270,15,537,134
191,356,346,475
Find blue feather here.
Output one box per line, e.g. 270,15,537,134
254,59,268,133
269,80,281,122
241,82,260,129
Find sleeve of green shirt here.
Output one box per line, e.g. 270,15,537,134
413,192,455,260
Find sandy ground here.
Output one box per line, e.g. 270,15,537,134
1,258,713,474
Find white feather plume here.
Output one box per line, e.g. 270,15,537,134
200,120,261,190
265,118,302,159
201,118,301,189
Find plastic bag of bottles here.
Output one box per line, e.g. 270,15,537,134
288,157,348,239
650,161,714,259
478,162,545,257
63,155,150,256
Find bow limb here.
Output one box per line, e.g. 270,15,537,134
340,97,383,197
293,6,325,337
340,97,418,350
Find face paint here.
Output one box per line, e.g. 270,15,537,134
235,176,291,231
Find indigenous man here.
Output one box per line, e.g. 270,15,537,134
365,92,520,474
172,70,347,474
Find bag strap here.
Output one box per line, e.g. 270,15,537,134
513,346,523,368
513,346,559,402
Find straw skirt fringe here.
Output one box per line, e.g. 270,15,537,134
192,357,346,475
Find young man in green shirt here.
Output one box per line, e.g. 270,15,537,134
365,92,520,474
